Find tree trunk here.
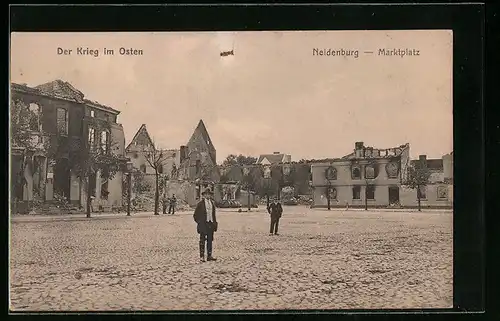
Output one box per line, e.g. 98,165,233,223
86,175,91,218
127,173,131,216
248,192,251,211
266,194,269,208
417,186,421,212
327,185,331,210
365,189,368,211
154,170,160,215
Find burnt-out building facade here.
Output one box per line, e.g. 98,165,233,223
10,80,126,213
310,142,453,209
311,142,411,208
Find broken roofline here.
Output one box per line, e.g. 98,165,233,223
341,143,410,159
126,125,180,152
11,82,121,115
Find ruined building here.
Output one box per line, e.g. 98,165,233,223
310,142,453,209
125,120,221,207
10,80,126,213
255,152,292,166
177,120,221,202
125,124,180,181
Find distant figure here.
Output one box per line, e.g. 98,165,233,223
90,195,95,213
193,188,218,262
169,194,177,215
267,197,283,236
345,201,349,211
162,193,168,214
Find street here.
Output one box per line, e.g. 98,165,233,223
9,206,453,311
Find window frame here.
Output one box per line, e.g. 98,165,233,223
56,107,69,136
88,126,96,149
100,129,110,154
352,186,361,200
28,103,42,132
352,167,362,180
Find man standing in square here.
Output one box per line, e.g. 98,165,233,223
168,194,177,215
193,188,218,262
267,197,283,235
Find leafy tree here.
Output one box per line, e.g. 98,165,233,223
11,100,39,149
70,120,125,218
270,165,284,200
294,163,312,195
403,162,431,211
221,154,238,167
41,118,125,217
236,155,258,166
10,100,47,206
242,166,259,210
283,165,296,188
260,178,275,207
222,154,257,167
198,162,218,182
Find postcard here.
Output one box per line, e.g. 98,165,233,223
9,30,453,311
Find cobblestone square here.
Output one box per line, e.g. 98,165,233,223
10,206,453,311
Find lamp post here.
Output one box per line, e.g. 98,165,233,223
126,161,133,216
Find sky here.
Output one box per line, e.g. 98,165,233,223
10,30,453,164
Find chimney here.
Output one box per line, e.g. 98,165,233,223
419,155,427,168
354,142,364,158
180,146,188,162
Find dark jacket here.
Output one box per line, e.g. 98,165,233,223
169,197,177,205
193,198,217,234
267,202,283,218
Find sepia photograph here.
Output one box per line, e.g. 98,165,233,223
9,30,453,311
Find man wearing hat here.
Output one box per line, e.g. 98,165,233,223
267,197,283,235
193,188,218,262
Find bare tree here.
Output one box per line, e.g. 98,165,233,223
141,139,163,215
402,163,431,212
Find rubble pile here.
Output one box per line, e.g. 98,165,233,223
129,193,192,212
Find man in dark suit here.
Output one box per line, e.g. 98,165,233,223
267,197,283,235
168,194,177,215
193,188,218,262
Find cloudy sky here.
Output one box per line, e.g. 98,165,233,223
10,30,453,163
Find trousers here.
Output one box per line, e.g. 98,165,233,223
270,217,280,234
168,204,175,214
199,231,214,257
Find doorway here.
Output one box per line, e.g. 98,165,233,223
388,186,400,205
54,158,71,200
